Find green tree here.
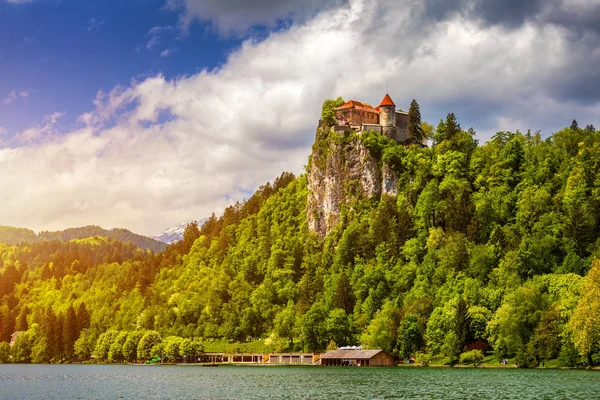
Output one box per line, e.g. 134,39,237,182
408,99,424,143
325,308,352,347
397,313,423,358
360,302,397,353
108,331,129,363
570,260,600,366
137,330,162,361
94,330,118,361
570,119,579,130
333,271,355,314
320,97,345,125
275,300,297,346
301,302,328,352
179,338,203,362
63,305,78,360
122,331,144,362
74,328,96,361
0,342,10,363
162,336,183,362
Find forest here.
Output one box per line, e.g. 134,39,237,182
1,108,600,368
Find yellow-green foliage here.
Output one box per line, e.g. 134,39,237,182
2,123,600,366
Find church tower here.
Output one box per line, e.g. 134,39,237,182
379,94,396,140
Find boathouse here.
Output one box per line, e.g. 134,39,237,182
320,349,394,366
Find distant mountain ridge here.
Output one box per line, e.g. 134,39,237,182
152,218,208,244
0,225,167,252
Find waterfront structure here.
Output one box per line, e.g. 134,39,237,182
320,349,394,366
197,352,317,364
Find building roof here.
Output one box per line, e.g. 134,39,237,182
335,100,378,114
379,94,396,107
321,349,386,359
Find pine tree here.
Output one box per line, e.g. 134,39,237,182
63,305,78,359
333,271,355,314
445,113,461,140
585,124,596,133
0,307,15,342
43,308,60,361
571,119,579,130
408,99,424,143
455,297,471,353
15,307,28,331
76,302,91,334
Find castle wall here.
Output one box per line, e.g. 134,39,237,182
395,112,409,144
336,108,378,126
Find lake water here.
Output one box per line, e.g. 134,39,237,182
0,364,599,399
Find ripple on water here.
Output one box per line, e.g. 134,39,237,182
0,365,599,400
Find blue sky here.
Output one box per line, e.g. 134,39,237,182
0,0,241,136
0,0,598,235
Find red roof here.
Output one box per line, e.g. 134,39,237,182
336,100,378,113
379,94,395,107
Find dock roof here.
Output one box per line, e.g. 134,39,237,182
320,349,385,359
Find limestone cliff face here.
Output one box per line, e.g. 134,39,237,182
307,127,398,237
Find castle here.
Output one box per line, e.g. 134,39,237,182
333,94,412,144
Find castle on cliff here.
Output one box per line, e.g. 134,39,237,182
334,94,411,144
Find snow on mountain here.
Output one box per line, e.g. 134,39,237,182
152,218,207,244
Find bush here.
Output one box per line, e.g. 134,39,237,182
0,342,10,363
459,350,484,366
414,352,431,366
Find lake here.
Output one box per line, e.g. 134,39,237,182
0,364,599,399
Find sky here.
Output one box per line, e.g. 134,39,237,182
0,0,599,236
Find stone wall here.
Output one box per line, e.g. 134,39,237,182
395,112,409,144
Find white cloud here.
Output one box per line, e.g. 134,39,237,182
0,0,598,235
160,49,172,57
87,17,106,32
11,112,64,145
4,89,29,105
146,26,175,50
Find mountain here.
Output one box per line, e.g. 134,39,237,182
0,224,167,252
0,226,37,245
152,219,208,244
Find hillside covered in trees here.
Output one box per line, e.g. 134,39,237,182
0,225,167,252
1,110,600,367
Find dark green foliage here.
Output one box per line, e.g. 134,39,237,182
333,271,355,314
397,313,424,358
571,119,579,130
408,99,423,143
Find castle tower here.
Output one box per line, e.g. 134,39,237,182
379,94,396,140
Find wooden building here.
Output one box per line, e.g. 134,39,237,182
320,349,394,367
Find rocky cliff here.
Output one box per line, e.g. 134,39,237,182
307,126,399,237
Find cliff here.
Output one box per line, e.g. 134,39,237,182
307,126,399,237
